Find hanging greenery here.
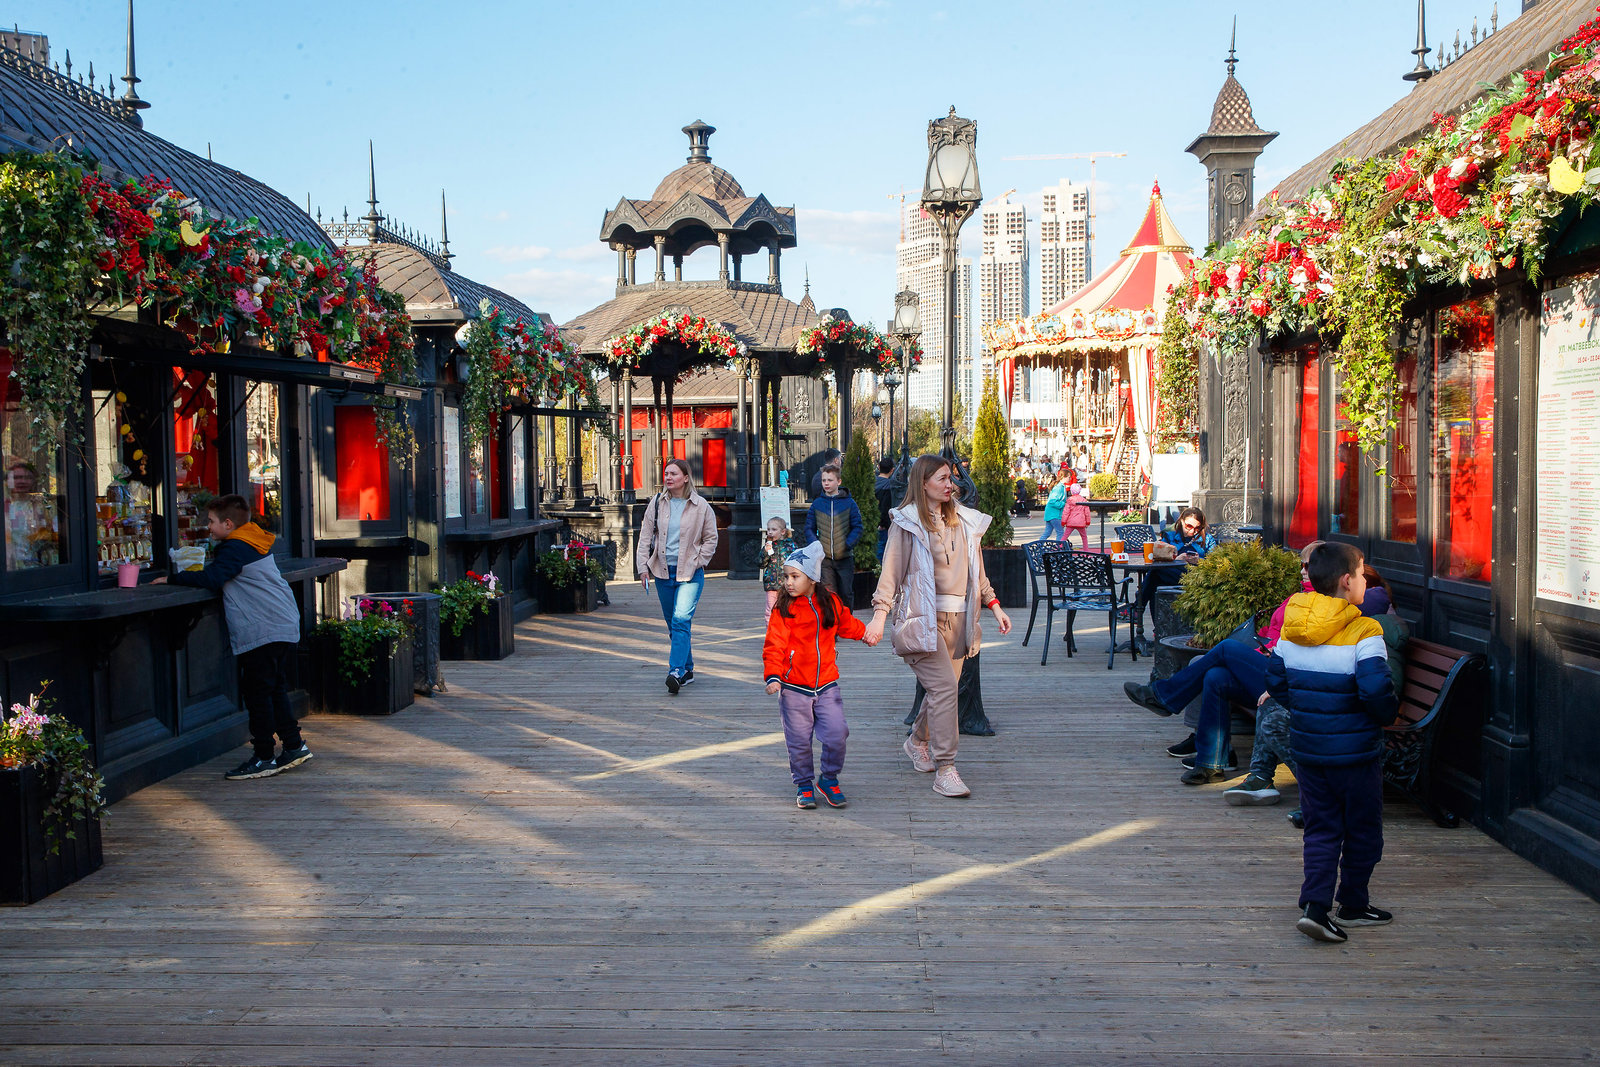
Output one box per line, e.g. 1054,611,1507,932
0,153,104,442
1153,285,1198,445
796,317,906,377
1174,13,1600,453
603,312,740,378
459,300,599,458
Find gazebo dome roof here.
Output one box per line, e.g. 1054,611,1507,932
652,160,745,203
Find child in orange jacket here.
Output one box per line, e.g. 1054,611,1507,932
763,542,869,810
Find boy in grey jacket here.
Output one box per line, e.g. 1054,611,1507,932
155,494,309,780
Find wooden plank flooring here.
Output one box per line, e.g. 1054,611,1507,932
5,523,1600,1064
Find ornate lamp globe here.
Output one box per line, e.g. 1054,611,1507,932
922,108,981,208
892,290,921,339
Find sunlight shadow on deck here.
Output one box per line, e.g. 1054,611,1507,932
762,818,1161,952
575,732,787,780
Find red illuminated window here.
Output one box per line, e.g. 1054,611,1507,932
1332,382,1361,537
1433,296,1495,582
335,406,391,521
1287,353,1320,549
702,438,727,488
1388,353,1419,543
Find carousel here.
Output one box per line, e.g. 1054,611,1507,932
982,182,1194,494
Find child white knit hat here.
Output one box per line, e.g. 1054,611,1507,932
784,542,824,583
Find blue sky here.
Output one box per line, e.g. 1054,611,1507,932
19,0,1516,327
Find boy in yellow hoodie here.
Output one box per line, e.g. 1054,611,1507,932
1266,542,1399,943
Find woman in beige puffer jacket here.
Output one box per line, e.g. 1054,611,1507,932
637,459,720,694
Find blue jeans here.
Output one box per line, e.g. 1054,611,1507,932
1042,517,1064,540
1153,638,1268,771
654,566,704,676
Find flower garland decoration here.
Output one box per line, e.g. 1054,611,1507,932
1174,9,1600,454
796,318,899,375
0,153,105,442
458,300,600,456
603,312,740,379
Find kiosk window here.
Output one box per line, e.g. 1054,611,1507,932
1433,296,1495,582
335,406,391,521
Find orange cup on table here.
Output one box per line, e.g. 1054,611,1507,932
1109,539,1124,555
1143,542,1154,563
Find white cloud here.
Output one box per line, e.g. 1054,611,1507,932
491,267,613,323
481,244,551,263
798,208,897,259
555,243,615,264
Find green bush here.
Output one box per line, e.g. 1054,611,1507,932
841,429,880,574
1173,541,1304,649
1087,472,1119,500
971,376,1012,547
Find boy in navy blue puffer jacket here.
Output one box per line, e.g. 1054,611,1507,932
1266,542,1399,944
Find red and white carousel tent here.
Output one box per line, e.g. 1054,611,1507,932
983,181,1193,482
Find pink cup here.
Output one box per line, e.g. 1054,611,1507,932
117,562,140,588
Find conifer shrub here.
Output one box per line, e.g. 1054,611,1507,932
972,376,1013,548
841,429,880,573
1173,541,1304,648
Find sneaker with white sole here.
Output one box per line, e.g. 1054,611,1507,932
1296,902,1348,943
1336,904,1393,927
273,744,313,772
224,755,282,780
902,735,935,773
933,765,970,798
1223,773,1280,806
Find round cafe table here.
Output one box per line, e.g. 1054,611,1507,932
1112,558,1190,650
1079,500,1126,551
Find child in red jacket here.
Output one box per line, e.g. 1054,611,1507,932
763,542,868,810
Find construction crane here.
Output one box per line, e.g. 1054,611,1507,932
1000,151,1126,274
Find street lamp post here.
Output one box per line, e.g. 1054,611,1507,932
882,365,901,467
921,106,982,504
887,289,921,500
872,387,887,461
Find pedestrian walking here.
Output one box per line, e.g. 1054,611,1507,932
865,454,1012,799
804,462,863,609
152,494,309,780
1040,472,1067,541
636,458,720,695
763,543,873,810
1061,470,1091,549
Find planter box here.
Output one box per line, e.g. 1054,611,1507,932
538,576,600,615
365,592,443,695
310,631,415,716
441,594,515,661
0,763,103,906
981,545,1029,609
853,567,881,609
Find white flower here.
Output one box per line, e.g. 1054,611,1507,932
1448,156,1471,179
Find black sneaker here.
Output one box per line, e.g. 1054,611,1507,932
1287,808,1305,829
273,744,313,772
1336,904,1393,927
1223,773,1280,806
679,670,695,686
225,755,282,780
1181,749,1238,770
665,672,681,695
1166,733,1197,758
1123,682,1174,716
1180,766,1227,785
1296,902,1348,943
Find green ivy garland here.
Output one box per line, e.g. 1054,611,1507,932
1154,285,1198,445
0,154,103,443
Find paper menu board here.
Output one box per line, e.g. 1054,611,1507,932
1536,278,1600,609
759,486,792,533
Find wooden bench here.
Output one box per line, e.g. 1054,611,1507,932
1380,637,1486,829
1234,635,1485,828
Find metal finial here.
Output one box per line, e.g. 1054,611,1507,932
364,140,382,239
207,142,212,160
88,60,94,84
306,192,311,213
440,189,452,266
1471,17,1479,46
120,0,149,121
63,50,70,76
316,207,322,223
343,207,349,223
804,265,811,296
1404,0,1432,84
1226,16,1238,77
1492,4,1498,33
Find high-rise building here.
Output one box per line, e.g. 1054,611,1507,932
897,202,975,423
1038,178,1091,308
978,197,1028,327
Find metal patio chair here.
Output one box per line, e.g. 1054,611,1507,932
1021,538,1075,649
1041,550,1138,669
1114,523,1159,551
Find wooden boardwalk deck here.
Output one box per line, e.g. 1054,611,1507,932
5,547,1600,1064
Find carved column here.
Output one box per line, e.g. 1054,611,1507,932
654,236,667,283
625,248,637,286
768,243,780,287
616,246,627,291
733,255,742,282
718,234,730,282
673,254,683,282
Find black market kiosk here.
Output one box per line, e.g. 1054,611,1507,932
0,38,376,798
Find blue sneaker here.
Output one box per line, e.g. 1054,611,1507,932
795,785,817,809
817,776,848,808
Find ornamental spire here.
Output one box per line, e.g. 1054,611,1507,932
1226,16,1237,78
440,189,452,268
1404,0,1434,86
363,141,382,239
119,0,149,125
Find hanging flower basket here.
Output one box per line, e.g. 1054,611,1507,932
795,318,899,376
603,312,739,383
457,301,599,456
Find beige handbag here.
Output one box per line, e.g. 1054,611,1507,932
1149,541,1179,562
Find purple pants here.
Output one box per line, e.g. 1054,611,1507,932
1298,758,1384,911
778,686,849,786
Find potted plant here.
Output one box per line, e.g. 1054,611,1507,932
310,598,415,715
1087,471,1120,500
1172,541,1304,649
840,430,882,608
438,570,514,661
972,377,1026,608
535,542,605,614
1,685,107,905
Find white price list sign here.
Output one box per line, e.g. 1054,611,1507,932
1536,277,1600,609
